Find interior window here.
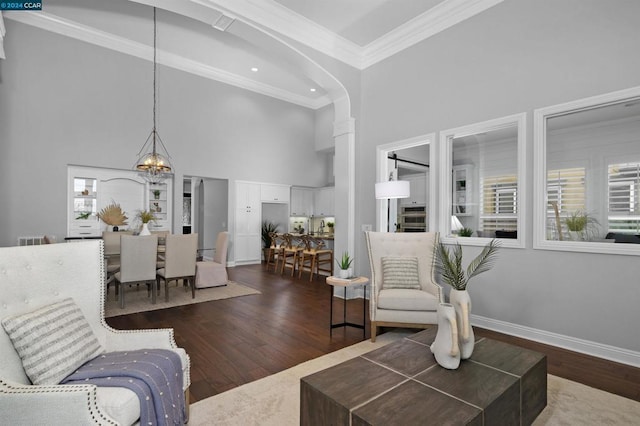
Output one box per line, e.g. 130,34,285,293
439,113,526,247
534,86,640,254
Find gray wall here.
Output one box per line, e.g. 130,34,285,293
359,0,640,355
0,21,327,249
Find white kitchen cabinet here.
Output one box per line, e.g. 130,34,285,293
401,174,428,206
260,184,290,203
314,186,334,217
290,187,314,216
235,182,262,263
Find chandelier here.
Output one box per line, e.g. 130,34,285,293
135,7,173,183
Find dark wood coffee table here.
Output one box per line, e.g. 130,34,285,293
300,327,547,425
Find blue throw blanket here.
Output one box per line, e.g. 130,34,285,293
62,349,185,425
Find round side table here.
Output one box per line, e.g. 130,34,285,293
326,276,369,340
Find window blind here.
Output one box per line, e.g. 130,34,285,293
480,175,518,232
546,168,586,239
608,162,640,233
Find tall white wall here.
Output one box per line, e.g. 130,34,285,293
359,0,640,360
0,21,328,249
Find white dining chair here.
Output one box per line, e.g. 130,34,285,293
157,233,198,302
114,234,158,308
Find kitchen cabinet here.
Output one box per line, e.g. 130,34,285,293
314,186,334,217
261,184,290,203
401,174,428,206
235,182,262,263
290,187,314,216
453,165,472,216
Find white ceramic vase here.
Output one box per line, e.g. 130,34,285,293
139,222,151,236
430,303,460,369
338,268,352,279
449,288,474,359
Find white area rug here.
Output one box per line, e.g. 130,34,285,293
104,281,260,317
189,331,640,425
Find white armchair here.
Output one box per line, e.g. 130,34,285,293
0,240,190,425
365,231,444,342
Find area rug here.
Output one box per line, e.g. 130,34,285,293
189,331,640,426
104,281,260,317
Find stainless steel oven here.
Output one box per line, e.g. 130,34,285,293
399,206,427,232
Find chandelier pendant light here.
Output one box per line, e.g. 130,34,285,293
135,7,173,183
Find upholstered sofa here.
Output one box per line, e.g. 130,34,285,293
0,241,190,425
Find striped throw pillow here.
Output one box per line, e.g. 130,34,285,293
381,257,421,289
1,298,104,385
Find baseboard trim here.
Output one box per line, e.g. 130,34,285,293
471,314,640,368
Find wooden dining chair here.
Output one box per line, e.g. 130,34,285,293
156,233,198,302
114,234,158,308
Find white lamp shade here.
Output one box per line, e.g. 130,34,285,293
451,216,463,232
375,180,410,199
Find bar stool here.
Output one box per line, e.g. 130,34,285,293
266,232,285,272
280,233,303,276
298,236,333,282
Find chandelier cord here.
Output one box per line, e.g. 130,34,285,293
152,7,157,151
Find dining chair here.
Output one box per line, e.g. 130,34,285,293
157,233,198,302
195,231,229,288
102,231,121,292
114,234,159,308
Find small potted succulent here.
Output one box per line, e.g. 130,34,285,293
327,221,334,235
336,251,353,279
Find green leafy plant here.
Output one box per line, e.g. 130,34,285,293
136,209,157,224
564,210,600,241
336,251,353,270
435,239,501,290
458,227,473,237
327,222,334,228
76,212,91,220
261,221,279,248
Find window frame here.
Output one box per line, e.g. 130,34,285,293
439,113,526,248
533,85,640,256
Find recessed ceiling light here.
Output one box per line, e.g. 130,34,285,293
310,88,316,92
251,67,258,72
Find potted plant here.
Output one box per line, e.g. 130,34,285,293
458,227,473,237
564,210,599,241
327,221,334,235
98,202,128,231
335,251,353,279
434,239,501,359
136,209,157,236
152,189,161,200
261,221,279,261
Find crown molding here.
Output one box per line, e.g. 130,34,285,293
205,0,503,70
200,0,364,69
362,0,504,68
3,11,330,110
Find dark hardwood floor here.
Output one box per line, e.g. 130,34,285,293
106,264,640,404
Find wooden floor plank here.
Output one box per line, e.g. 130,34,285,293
106,263,640,403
